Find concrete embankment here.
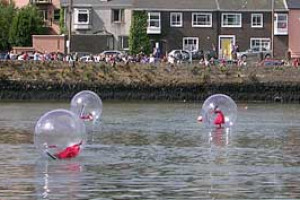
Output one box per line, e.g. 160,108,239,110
0,61,299,103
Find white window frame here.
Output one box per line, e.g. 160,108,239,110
170,12,183,27
182,37,199,51
74,8,89,25
148,12,161,29
250,38,271,51
112,9,124,23
221,13,242,28
274,13,288,35
251,13,263,28
192,13,212,27
120,36,129,50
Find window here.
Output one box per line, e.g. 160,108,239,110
192,13,212,27
250,38,271,50
170,12,182,27
53,9,60,21
222,13,242,27
147,12,161,34
274,13,288,35
39,10,52,27
119,36,129,50
112,9,124,23
148,12,160,28
251,13,263,28
183,37,199,51
74,9,89,24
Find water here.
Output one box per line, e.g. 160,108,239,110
1,101,300,199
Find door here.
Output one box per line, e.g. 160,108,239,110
219,35,235,60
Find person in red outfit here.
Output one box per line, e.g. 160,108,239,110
80,113,93,121
45,141,82,160
54,141,82,159
213,106,225,128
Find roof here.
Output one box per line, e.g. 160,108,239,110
60,0,133,8
133,0,219,11
287,0,300,9
61,0,289,11
133,0,288,11
218,0,287,11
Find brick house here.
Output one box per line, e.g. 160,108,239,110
287,0,300,59
133,0,289,59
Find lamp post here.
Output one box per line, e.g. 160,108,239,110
67,0,72,54
271,0,275,58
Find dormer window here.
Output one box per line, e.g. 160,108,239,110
75,9,89,24
73,8,91,30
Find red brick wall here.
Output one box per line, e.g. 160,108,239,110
32,35,66,53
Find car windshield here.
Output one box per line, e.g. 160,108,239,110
250,47,268,52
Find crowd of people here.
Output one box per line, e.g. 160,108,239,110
1,48,296,67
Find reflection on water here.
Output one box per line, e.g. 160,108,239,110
1,102,300,199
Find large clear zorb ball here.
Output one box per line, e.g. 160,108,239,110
201,94,237,128
34,109,86,160
70,90,102,126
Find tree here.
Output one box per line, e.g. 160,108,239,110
0,1,16,51
59,8,66,34
129,11,151,55
9,5,45,47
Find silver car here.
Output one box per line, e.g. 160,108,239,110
237,47,272,61
167,50,191,64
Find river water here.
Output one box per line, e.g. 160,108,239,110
1,101,300,199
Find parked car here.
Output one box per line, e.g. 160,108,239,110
167,50,191,64
99,50,123,62
237,47,272,61
0,52,7,60
187,50,205,60
79,55,94,62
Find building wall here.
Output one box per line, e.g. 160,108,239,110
219,12,272,52
51,0,61,34
149,11,219,55
289,9,300,58
32,35,66,53
70,34,113,54
71,8,132,50
14,0,30,8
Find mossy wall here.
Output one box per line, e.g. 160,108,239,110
0,61,299,103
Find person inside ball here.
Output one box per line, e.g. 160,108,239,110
213,106,225,128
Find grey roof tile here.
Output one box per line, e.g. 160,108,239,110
61,0,133,8
287,0,300,9
133,0,219,11
217,0,287,11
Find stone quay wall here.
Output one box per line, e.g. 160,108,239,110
0,61,299,103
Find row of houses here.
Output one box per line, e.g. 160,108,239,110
10,0,300,60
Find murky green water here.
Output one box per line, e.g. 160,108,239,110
1,101,300,199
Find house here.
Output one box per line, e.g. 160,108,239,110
287,0,300,59
60,0,133,54
133,0,289,59
133,0,219,57
60,0,290,59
